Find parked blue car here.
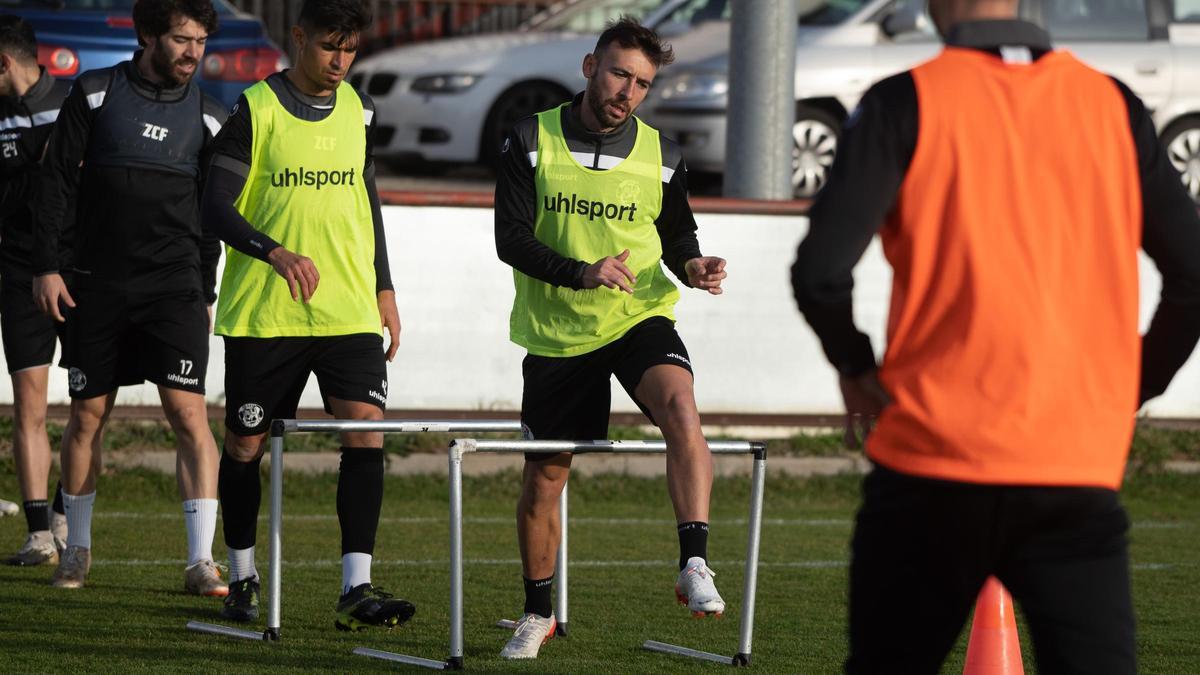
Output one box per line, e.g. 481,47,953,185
1,0,286,110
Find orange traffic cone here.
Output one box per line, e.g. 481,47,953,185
963,577,1025,675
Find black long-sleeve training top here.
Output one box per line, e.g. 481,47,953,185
34,52,226,302
201,71,393,293
495,92,702,289
0,67,72,278
790,20,1200,403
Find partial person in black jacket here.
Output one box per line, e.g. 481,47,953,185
0,14,71,568
31,0,229,598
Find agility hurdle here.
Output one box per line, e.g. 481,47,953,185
186,418,525,644
354,437,767,670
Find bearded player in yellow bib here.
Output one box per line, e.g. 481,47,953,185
200,0,412,631
494,18,728,659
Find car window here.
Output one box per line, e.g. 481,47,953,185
1041,0,1150,40
2,0,234,13
1175,0,1200,21
801,0,875,26
528,0,669,32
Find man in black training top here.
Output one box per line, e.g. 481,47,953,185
0,14,71,566
32,0,228,598
202,0,409,631
494,17,728,660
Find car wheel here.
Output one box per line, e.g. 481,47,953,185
1163,117,1200,205
791,105,841,199
482,82,571,165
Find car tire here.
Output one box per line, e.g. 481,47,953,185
482,82,571,166
1162,117,1200,205
792,105,841,199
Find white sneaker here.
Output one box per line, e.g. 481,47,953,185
676,556,725,617
51,513,68,554
4,531,59,566
499,613,556,659
0,498,17,517
51,545,91,589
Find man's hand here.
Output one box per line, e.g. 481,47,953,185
839,369,890,449
582,249,636,294
378,290,401,362
267,247,319,302
685,256,727,295
32,273,74,323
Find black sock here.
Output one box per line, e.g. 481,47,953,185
337,447,384,556
219,451,263,549
52,481,64,516
23,500,50,533
523,575,554,618
677,521,709,570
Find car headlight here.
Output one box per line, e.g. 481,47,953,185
410,74,480,94
655,72,728,103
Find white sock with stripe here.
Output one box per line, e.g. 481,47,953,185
62,491,95,550
183,499,218,566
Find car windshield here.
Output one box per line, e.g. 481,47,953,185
524,0,676,32
1,0,234,13
800,0,874,26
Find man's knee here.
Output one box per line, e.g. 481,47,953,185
225,433,266,462
70,397,111,437
521,460,570,510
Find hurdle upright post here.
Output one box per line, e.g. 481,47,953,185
265,420,286,641
448,439,466,670
556,480,569,636
734,446,767,666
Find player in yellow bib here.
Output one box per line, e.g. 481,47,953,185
494,18,728,660
200,0,411,631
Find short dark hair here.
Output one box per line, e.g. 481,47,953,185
0,14,37,64
298,0,372,45
594,16,674,68
132,0,219,46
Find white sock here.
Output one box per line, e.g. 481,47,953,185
183,499,218,566
342,552,372,595
62,492,95,550
228,546,258,582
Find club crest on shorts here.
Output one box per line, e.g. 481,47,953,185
68,367,87,392
238,403,265,429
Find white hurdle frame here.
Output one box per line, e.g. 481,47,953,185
186,418,525,650
356,438,767,670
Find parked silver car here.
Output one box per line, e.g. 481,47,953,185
641,0,1200,202
349,0,733,168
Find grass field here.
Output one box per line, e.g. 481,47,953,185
0,464,1197,673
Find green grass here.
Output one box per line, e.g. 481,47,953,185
0,464,1197,673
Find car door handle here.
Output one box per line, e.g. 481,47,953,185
1135,61,1161,76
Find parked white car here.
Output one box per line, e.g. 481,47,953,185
350,0,734,167
641,0,1200,202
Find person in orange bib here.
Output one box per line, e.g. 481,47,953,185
791,0,1200,672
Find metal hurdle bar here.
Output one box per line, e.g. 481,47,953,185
186,418,525,645
356,438,767,670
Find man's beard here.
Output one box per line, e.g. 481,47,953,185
585,85,630,129
150,47,197,87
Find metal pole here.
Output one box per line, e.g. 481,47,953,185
265,423,284,640
724,0,798,199
555,479,568,636
448,441,466,670
734,453,767,666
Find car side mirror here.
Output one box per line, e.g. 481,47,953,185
881,7,923,37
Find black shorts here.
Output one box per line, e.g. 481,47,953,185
62,287,209,399
0,273,66,373
520,316,693,458
223,333,388,436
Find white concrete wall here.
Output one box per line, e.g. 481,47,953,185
9,205,1199,416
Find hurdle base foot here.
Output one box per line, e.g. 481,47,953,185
733,652,752,667
556,622,568,637
643,639,735,666
446,656,464,670
263,627,280,641
185,621,265,641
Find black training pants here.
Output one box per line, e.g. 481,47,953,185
846,464,1136,675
